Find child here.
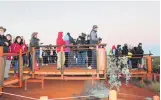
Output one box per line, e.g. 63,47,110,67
11,36,22,77
4,34,12,80
56,32,65,70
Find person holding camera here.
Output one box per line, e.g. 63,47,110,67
76,33,87,67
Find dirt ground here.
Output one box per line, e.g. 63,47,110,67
0,80,159,100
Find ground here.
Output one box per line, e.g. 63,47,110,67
0,80,159,100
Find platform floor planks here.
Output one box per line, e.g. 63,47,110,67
9,64,104,75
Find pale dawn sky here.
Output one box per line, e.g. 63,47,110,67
0,1,160,55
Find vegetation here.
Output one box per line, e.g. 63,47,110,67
107,56,130,91
152,57,160,73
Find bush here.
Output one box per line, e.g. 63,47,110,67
151,82,160,92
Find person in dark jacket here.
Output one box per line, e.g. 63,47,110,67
115,45,122,57
0,26,8,53
76,33,87,67
131,47,138,68
136,43,144,69
4,34,12,80
122,44,128,56
67,32,76,45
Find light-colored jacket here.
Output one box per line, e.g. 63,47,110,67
90,30,98,44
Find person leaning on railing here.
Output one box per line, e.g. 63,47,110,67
28,32,40,68
56,32,65,70
10,36,23,77
76,33,87,68
4,34,12,80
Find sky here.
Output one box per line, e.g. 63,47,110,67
0,1,160,55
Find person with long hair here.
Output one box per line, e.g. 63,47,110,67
4,34,12,80
10,36,22,77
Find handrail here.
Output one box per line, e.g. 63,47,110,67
38,44,107,48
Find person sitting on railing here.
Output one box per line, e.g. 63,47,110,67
115,45,122,57
76,33,87,68
10,36,22,77
56,32,65,70
136,43,144,69
64,33,71,68
21,36,28,67
4,34,12,80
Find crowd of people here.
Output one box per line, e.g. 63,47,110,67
109,43,145,69
0,25,102,80
0,25,146,81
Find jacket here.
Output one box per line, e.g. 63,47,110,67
0,35,8,53
29,37,40,51
11,43,22,53
56,32,65,53
64,35,70,52
6,46,12,60
90,30,98,44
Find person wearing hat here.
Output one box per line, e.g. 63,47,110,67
28,32,40,68
89,25,99,69
0,26,9,53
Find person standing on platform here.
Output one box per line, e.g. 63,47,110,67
64,34,71,68
56,32,65,70
28,32,40,68
4,34,12,80
89,25,99,69
10,36,22,77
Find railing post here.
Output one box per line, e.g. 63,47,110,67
146,55,153,81
32,47,35,78
18,49,23,87
147,55,152,74
96,45,99,78
0,47,4,96
104,48,107,79
109,90,117,100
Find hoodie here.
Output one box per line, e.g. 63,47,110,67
56,32,65,52
112,45,116,55
64,34,70,52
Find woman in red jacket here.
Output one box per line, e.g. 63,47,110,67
56,32,65,70
11,36,22,77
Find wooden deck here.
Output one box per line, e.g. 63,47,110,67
4,75,31,86
9,65,104,75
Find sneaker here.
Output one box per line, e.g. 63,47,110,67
57,67,61,70
87,66,92,69
14,74,18,77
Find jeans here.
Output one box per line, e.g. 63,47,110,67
77,51,87,67
14,60,19,74
29,50,40,68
